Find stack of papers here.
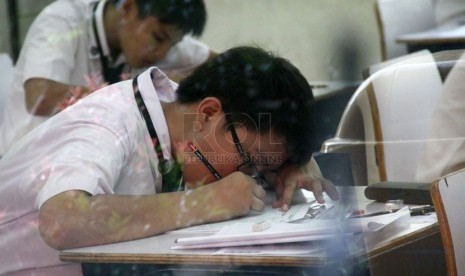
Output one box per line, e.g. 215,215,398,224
172,206,411,250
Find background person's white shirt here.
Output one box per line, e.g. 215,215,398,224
415,53,465,182
0,0,209,157
0,68,175,274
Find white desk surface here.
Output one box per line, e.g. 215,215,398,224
60,187,438,267
396,24,465,44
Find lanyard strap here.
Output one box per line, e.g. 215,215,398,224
132,75,184,192
92,2,124,84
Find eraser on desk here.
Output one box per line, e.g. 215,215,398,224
252,221,271,232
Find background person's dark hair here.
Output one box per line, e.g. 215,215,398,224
176,46,315,166
112,0,206,36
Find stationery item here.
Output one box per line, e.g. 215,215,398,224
172,221,358,249
287,203,330,223
350,209,401,218
188,142,222,180
172,207,411,249
252,221,272,232
364,181,433,204
350,205,434,218
409,205,435,216
168,199,330,234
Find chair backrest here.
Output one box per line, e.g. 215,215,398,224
0,53,14,126
364,49,465,81
375,0,436,60
322,51,444,185
370,56,443,183
431,169,465,276
362,49,432,79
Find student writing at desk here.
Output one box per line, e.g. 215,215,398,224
0,0,216,157
0,46,338,275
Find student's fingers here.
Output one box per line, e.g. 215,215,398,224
252,183,266,200
278,180,297,212
298,177,339,203
322,179,339,201
271,175,285,209
306,178,325,204
251,196,265,212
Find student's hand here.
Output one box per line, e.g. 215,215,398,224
272,158,339,211
216,171,266,214
192,172,266,222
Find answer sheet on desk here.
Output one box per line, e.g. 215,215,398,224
169,190,330,234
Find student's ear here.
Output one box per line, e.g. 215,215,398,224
194,97,223,130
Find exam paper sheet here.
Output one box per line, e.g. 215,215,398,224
171,206,411,249
169,190,325,234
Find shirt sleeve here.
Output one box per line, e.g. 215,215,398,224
21,6,84,85
35,101,131,208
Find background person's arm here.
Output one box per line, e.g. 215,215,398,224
25,78,104,116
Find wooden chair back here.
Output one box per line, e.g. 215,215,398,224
431,169,465,276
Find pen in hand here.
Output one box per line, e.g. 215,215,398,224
187,142,222,180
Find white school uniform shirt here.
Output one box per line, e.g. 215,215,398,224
0,68,176,275
0,0,209,156
415,53,465,182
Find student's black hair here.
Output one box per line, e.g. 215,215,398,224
176,46,315,166
113,0,206,36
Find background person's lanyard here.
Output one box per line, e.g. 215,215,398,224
92,2,124,84
132,74,184,192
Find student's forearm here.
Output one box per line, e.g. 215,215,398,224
39,190,202,250
39,177,256,250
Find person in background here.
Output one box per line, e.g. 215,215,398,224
0,0,216,157
0,46,338,275
415,52,465,182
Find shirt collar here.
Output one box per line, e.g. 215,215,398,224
90,0,126,66
136,67,177,164
94,0,110,59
